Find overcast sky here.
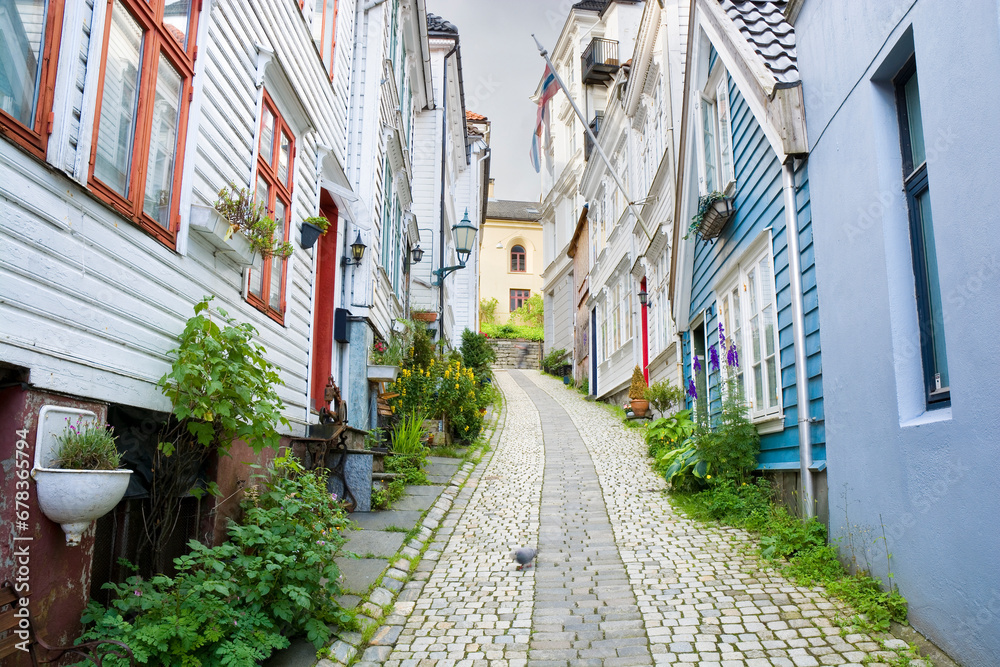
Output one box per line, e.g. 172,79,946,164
427,0,573,203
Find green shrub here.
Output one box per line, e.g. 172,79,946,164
481,323,543,341
541,348,569,374
54,418,121,470
510,293,543,327
461,329,496,381
698,375,759,483
644,379,683,415
79,456,353,666
479,297,499,326
645,409,696,459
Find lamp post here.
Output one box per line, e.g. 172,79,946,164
431,209,478,286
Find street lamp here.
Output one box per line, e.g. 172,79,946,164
638,289,648,306
411,244,424,264
431,209,478,285
343,231,366,266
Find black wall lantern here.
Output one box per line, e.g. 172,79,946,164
411,244,424,264
343,231,366,266
638,289,648,306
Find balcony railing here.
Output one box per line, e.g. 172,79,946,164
583,111,604,161
582,37,620,85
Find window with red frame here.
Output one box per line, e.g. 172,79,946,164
308,0,339,80
248,91,294,323
0,0,65,159
510,289,530,312
510,244,526,272
88,0,198,247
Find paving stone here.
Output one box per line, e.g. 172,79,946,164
342,530,407,558
333,557,390,596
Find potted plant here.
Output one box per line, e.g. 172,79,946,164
628,365,649,417
213,185,294,260
687,191,735,241
368,337,403,382
300,216,331,250
412,309,438,322
32,414,132,546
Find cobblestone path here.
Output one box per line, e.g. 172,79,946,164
381,370,916,667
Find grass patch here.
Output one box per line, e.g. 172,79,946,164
383,525,409,533
480,323,543,341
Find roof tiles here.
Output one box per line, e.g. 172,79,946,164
719,0,799,84
427,13,458,35
486,200,543,222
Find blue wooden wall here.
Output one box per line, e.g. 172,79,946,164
682,76,826,468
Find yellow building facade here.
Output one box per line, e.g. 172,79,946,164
479,198,544,325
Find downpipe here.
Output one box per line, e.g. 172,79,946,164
782,160,815,520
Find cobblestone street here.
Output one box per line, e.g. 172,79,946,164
379,370,920,667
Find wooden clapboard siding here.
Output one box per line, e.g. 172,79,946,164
0,0,356,434
684,77,825,467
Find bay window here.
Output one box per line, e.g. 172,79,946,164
89,0,198,245
0,0,65,158
248,91,294,322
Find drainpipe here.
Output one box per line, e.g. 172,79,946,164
438,41,459,330
782,159,815,519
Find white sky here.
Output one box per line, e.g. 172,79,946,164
427,0,574,202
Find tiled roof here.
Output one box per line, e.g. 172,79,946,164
486,200,543,222
572,1,606,12
466,110,487,121
719,0,798,84
427,13,458,35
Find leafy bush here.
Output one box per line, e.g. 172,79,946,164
541,348,568,374
481,323,543,341
510,293,543,327
698,375,759,483
645,410,696,459
215,185,293,259
578,377,589,395
388,358,492,444
460,329,496,381
479,297,499,326
388,411,429,485
644,379,683,416
54,418,121,470
656,438,710,492
79,456,353,666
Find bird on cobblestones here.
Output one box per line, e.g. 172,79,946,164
511,547,537,570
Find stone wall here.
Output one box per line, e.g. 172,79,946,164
488,339,542,369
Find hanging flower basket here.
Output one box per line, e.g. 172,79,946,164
688,193,735,241
412,311,438,322
300,221,324,249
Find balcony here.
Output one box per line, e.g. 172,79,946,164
582,37,620,85
584,112,604,161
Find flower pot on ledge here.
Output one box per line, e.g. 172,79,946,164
630,399,649,418
412,312,437,322
696,197,735,240
367,365,400,382
189,204,255,266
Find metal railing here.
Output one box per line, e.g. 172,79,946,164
584,111,604,161
582,37,620,84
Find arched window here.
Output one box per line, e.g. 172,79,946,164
510,245,526,272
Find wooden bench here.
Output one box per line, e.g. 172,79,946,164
0,583,134,666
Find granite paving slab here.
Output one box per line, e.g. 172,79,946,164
348,510,423,531
341,530,407,558
262,637,317,667
402,484,445,496
423,459,461,484
388,490,442,511
333,557,390,595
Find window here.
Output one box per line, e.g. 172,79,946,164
510,245,526,272
0,0,64,158
89,0,198,245
717,245,780,421
895,58,949,407
696,63,734,195
248,91,294,322
310,0,339,80
380,162,403,295
510,289,530,312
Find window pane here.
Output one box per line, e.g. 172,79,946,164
142,53,183,228
248,254,264,297
701,99,717,192
753,364,764,410
766,357,778,407
0,0,46,126
94,1,143,197
278,130,291,186
255,177,269,208
750,315,761,363
916,188,949,389
904,72,925,167
162,0,191,50
763,305,775,357
259,106,274,166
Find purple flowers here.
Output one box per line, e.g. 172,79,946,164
709,347,720,372
687,379,698,399
727,344,739,369
719,322,726,347
693,354,702,373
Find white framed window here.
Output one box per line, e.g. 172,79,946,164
717,242,781,422
695,62,735,195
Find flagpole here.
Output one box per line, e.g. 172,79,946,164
532,35,654,241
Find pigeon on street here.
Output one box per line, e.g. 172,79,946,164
511,547,537,570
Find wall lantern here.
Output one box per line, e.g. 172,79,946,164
638,289,648,306
343,231,366,266
411,244,424,264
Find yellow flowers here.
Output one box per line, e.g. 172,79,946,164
454,384,459,389
706,474,712,479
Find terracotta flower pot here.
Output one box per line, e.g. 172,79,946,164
412,312,438,322
630,399,649,418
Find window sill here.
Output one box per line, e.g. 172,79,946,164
901,406,952,429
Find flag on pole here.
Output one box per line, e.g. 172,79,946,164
529,64,559,173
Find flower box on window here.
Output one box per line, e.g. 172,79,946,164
691,194,735,241
367,365,400,382
189,204,255,266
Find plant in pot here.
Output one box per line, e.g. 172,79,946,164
369,336,404,382
215,185,294,260
628,365,650,417
300,215,331,250
411,309,438,322
686,190,734,241
32,416,132,546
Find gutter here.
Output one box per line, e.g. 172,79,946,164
438,41,460,323
782,160,815,519
415,0,434,110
